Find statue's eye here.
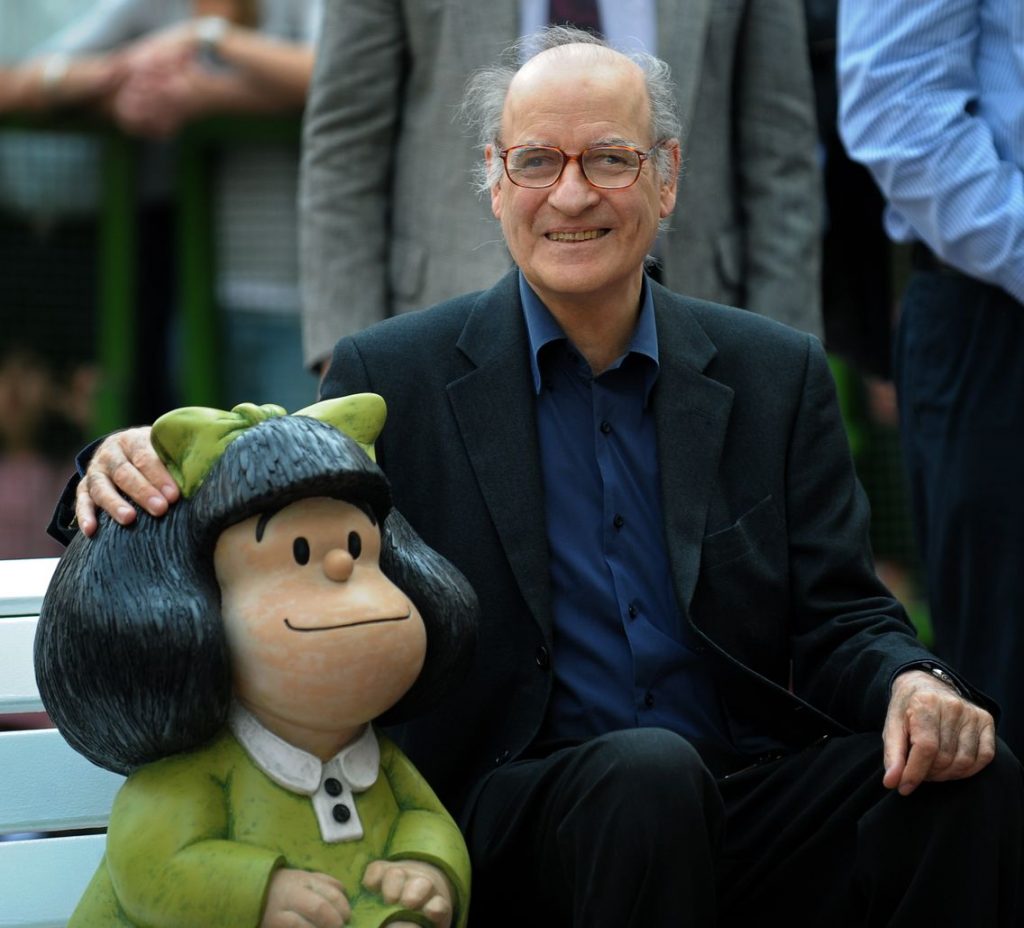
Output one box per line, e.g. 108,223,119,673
293,537,310,565
348,531,362,559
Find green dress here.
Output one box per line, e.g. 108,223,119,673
68,728,470,927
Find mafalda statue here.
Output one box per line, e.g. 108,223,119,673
36,394,476,928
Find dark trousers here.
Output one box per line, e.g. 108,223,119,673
895,268,1024,755
463,728,1023,926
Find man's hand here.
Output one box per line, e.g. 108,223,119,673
882,669,996,796
363,859,454,928
261,869,350,928
75,426,179,536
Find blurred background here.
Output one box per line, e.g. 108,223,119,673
0,0,317,558
0,1,928,647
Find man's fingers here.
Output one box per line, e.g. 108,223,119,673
78,472,137,529
73,477,103,536
81,426,179,525
898,726,939,795
881,702,909,790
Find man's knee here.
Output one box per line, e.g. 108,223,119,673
560,728,723,840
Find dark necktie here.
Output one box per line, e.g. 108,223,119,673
548,0,603,35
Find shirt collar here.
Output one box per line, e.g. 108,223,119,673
519,270,660,401
229,702,380,796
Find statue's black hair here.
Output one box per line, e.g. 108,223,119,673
36,416,477,775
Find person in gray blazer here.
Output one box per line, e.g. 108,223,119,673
64,28,1021,927
298,0,824,372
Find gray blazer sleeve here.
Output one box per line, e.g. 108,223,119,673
298,0,405,368
735,0,823,336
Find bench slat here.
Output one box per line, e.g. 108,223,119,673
0,730,123,835
0,617,43,713
0,559,58,618
0,834,106,928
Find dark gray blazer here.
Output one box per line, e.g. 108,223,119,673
321,270,960,820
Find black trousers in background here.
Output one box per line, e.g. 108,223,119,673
895,268,1024,758
463,728,1023,926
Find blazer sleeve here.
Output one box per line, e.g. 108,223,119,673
734,0,823,336
298,0,405,369
785,335,945,727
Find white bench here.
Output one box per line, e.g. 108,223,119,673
0,558,125,928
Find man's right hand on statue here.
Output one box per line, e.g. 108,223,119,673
261,869,351,928
76,426,179,536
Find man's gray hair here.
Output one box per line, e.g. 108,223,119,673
462,25,682,192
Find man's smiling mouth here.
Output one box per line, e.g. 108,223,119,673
546,229,608,242
283,613,411,632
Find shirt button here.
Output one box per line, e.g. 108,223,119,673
332,803,351,823
613,514,624,530
600,420,612,435
324,777,343,797
644,692,655,708
535,646,550,669
628,602,639,619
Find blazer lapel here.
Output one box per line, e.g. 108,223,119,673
447,273,554,635
651,287,733,617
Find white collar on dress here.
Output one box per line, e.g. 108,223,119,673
229,702,380,794
229,703,382,842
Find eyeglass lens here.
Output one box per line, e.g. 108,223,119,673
505,147,642,188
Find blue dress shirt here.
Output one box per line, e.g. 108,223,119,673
519,274,732,750
838,0,1024,303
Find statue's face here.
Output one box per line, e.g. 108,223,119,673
214,497,426,746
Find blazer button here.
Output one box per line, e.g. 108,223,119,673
535,646,550,669
494,749,511,766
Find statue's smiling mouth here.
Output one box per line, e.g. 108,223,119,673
283,613,411,632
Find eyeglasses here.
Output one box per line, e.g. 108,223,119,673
498,144,661,189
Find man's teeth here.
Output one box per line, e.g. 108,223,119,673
547,229,606,241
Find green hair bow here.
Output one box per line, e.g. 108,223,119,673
151,394,387,498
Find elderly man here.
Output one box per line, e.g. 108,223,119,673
60,29,1022,928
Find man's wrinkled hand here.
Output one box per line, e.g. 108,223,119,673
363,859,453,928
75,426,179,536
882,668,996,796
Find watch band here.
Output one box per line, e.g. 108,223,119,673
195,16,229,55
923,663,966,698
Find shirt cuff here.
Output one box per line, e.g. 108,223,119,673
45,435,105,546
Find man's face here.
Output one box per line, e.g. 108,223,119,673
488,49,679,312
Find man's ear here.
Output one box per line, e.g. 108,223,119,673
658,139,681,219
485,144,503,220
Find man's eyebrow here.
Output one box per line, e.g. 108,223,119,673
514,136,639,149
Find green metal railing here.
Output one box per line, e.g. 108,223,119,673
0,113,300,434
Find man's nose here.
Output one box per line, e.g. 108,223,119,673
548,158,599,212
323,548,355,582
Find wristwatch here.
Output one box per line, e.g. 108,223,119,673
920,662,966,698
195,16,229,56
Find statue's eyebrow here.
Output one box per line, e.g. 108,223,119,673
252,498,376,543
255,509,282,543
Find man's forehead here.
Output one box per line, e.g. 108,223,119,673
509,43,643,95
502,45,649,138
